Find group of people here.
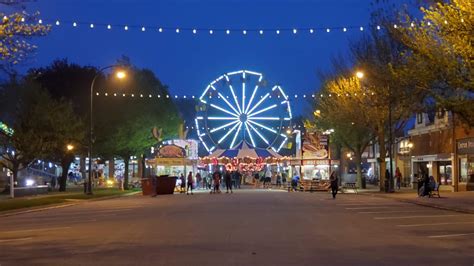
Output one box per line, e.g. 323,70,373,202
253,170,288,189
176,170,244,195
416,173,437,197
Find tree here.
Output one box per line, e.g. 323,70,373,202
94,67,181,189
309,76,375,187
0,1,50,72
44,99,85,191
392,0,473,125
0,79,54,186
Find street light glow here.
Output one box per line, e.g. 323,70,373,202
66,144,74,151
116,71,126,79
356,71,364,79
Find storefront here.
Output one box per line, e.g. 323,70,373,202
411,154,454,191
457,137,474,190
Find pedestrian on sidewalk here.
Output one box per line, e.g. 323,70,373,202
225,170,233,193
330,172,339,199
180,174,186,194
395,167,402,190
187,171,194,195
212,170,221,194
195,172,202,190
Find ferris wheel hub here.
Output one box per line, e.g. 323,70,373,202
239,113,248,122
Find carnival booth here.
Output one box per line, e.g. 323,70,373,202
200,141,287,183
147,139,199,177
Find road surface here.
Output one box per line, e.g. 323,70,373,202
1,189,473,265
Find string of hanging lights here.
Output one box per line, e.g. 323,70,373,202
29,18,418,36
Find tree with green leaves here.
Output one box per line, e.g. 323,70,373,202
94,67,181,189
309,76,376,188
44,99,85,191
0,79,53,186
392,0,473,125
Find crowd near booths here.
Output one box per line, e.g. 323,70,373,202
199,141,289,184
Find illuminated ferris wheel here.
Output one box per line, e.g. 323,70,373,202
195,70,292,154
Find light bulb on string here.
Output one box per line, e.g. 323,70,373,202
90,23,94,28
343,27,347,32
73,22,77,27
55,20,60,26
192,29,197,34
326,28,330,33
159,27,163,32
141,27,146,32
107,24,111,29
309,29,314,34
293,29,297,34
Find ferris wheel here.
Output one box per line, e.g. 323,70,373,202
195,70,292,154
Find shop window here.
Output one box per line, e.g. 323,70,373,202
459,158,468,183
459,157,474,183
438,161,452,185
417,113,423,124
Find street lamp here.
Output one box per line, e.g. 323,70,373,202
356,71,364,79
88,65,126,195
66,144,74,151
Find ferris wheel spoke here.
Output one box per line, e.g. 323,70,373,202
247,120,277,134
277,136,289,152
244,75,263,114
211,85,240,115
247,122,269,145
246,93,270,115
207,117,238,120
210,120,239,133
244,122,256,147
224,75,242,114
248,104,278,117
242,71,247,113
210,103,239,117
218,122,241,144
248,116,280,120
230,122,243,148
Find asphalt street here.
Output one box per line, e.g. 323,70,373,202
0,189,473,265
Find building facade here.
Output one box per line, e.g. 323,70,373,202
408,111,474,191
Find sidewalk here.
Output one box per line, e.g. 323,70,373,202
0,188,140,215
359,187,474,214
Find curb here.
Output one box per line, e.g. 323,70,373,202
0,191,141,218
359,193,474,215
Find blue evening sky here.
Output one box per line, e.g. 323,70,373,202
19,0,398,114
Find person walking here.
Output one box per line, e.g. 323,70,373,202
395,167,402,190
225,170,233,193
212,170,221,194
329,172,339,199
186,171,194,195
264,168,272,189
195,172,202,190
276,173,282,188
180,174,186,194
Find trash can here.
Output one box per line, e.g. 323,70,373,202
361,176,366,189
141,178,153,196
156,175,177,195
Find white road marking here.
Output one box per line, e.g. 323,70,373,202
428,233,474,239
398,222,474,227
0,226,71,234
337,203,405,206
359,210,427,214
0,237,33,243
374,214,469,220
346,207,393,210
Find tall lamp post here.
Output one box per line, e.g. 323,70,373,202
88,65,126,195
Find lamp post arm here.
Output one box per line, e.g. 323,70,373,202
87,64,120,195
